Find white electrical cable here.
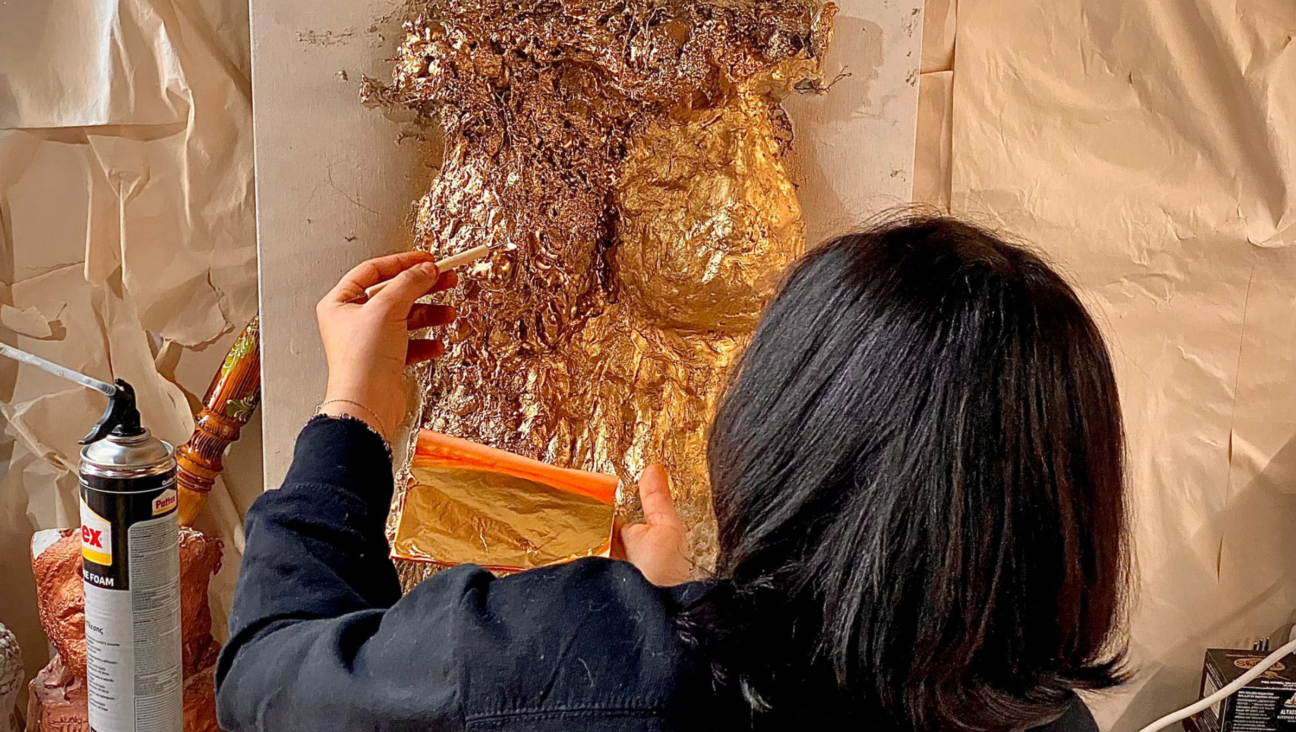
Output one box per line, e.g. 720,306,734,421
1136,637,1296,732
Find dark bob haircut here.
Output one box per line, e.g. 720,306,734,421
701,215,1129,730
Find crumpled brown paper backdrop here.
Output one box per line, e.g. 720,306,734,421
0,0,261,713
917,0,1296,728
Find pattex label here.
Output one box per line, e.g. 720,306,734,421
79,472,175,591
80,502,112,566
153,488,177,515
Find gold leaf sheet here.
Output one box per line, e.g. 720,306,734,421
394,465,614,571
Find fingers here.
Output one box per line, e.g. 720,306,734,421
431,270,458,293
637,464,682,530
369,262,442,316
407,304,457,331
406,338,445,365
324,251,435,304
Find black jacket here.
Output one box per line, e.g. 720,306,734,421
216,417,1100,732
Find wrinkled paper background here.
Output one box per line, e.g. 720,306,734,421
3,0,1295,728
0,0,262,711
915,0,1296,728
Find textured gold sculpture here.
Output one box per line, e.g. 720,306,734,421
371,0,834,579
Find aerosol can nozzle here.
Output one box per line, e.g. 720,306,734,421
0,343,144,445
80,380,144,444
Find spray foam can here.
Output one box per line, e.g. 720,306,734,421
78,381,183,732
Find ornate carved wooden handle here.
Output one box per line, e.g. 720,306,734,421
177,317,261,526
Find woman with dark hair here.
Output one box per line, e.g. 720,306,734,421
698,216,1128,730
217,215,1128,732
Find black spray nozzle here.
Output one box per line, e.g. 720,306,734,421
80,379,144,444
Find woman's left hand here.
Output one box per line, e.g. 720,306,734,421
613,465,691,586
315,251,458,440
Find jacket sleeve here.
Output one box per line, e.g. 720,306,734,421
214,415,464,730
1039,697,1099,732
213,416,682,731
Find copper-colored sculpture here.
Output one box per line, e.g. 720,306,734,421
27,318,261,732
371,0,835,577
27,530,224,732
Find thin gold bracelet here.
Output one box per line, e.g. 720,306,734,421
315,399,389,438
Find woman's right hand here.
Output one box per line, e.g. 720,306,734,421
315,251,458,439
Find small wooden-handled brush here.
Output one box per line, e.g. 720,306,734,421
358,243,493,301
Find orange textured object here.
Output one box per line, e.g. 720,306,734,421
176,317,262,526
27,528,223,732
25,655,219,732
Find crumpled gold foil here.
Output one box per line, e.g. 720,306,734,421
617,85,808,334
373,0,834,585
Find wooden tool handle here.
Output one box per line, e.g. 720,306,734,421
176,317,262,526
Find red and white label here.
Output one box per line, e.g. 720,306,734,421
152,489,177,516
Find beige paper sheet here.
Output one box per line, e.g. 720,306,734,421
912,0,954,211
0,0,260,710
949,0,1296,727
783,0,926,246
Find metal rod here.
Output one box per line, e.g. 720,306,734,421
0,342,117,397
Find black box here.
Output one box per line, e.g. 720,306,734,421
1186,649,1296,732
